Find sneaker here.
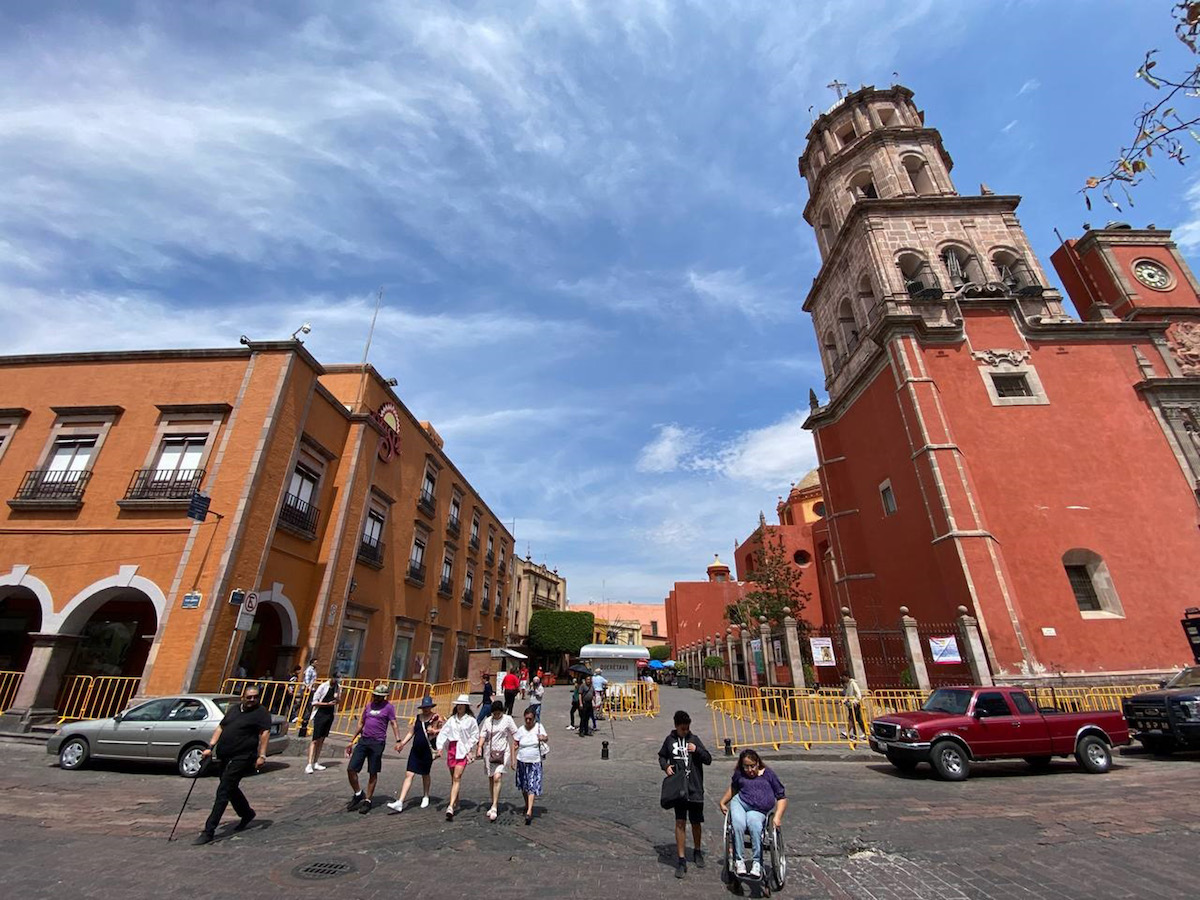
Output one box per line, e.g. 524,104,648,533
233,811,256,832
386,799,405,813
304,763,314,774
566,724,575,730
750,861,762,879
346,792,365,812
734,858,747,876
675,858,686,879
693,849,705,869
192,832,214,846
445,808,454,821
313,762,327,771
420,796,430,809
487,807,498,821
358,799,372,815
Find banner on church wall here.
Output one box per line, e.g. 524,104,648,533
810,636,837,667
928,636,962,664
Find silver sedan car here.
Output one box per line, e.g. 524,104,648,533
46,693,290,777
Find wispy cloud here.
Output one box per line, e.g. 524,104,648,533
1017,78,1040,96
637,424,701,473
1002,119,1019,134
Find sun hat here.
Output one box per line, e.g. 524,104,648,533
452,693,472,706
372,683,389,697
418,696,436,709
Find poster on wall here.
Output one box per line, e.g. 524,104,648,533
772,639,784,664
928,636,962,664
810,636,837,667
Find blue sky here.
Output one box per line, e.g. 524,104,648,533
3,1,1196,608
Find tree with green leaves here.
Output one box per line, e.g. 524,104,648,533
726,525,811,629
1083,2,1200,211
528,609,594,657
648,644,672,661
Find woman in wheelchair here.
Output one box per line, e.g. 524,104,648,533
718,749,787,879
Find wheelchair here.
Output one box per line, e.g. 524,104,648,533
721,807,787,895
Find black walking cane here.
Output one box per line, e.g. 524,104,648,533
168,768,204,842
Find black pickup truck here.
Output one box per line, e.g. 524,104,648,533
1122,666,1200,754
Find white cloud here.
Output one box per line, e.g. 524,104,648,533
636,424,700,473
692,410,818,489
1017,78,1040,96
1002,119,1019,134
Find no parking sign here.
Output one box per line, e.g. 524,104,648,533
235,591,259,631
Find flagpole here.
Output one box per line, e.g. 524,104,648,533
356,287,385,411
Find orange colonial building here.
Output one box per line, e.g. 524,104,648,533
799,83,1200,684
0,341,512,730
664,556,747,652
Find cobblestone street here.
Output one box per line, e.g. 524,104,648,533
2,686,1198,899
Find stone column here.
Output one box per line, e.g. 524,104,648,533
0,633,81,733
726,628,740,683
956,605,993,686
782,607,807,690
739,625,755,686
898,607,931,692
759,616,776,687
839,606,868,688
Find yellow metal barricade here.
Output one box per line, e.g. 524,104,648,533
1027,684,1155,713
710,695,864,751
610,681,659,719
56,675,142,723
0,670,23,713
427,679,469,717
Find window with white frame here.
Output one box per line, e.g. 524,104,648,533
0,415,23,465
409,535,426,570
363,507,385,547
470,515,480,543
487,533,494,555
153,434,207,479
421,469,437,504
46,435,97,480
449,494,461,527
289,462,320,505
441,554,453,585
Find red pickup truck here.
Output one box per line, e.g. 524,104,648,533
868,685,1130,781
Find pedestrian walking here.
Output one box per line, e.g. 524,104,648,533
282,665,301,718
592,668,608,726
577,676,595,737
513,705,548,826
476,671,495,726
718,749,788,879
528,677,545,723
434,693,479,820
566,676,581,731
519,664,529,699
193,685,272,845
658,709,712,878
477,700,519,822
387,696,442,813
501,668,519,715
842,673,866,740
345,684,401,815
297,658,318,735
305,671,340,774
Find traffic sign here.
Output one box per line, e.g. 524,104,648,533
235,591,260,632
229,589,246,606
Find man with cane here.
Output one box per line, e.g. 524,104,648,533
193,685,272,845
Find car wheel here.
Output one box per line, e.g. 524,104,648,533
929,740,970,781
1076,735,1111,774
1023,756,1052,770
178,743,210,778
886,753,919,772
58,736,89,771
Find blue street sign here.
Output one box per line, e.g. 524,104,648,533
229,589,246,606
187,491,211,522
182,591,202,609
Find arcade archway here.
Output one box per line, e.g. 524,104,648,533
59,587,159,680
0,587,43,672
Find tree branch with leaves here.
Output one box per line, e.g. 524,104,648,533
1083,2,1200,212
725,528,811,630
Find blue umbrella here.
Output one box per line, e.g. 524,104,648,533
648,659,664,669
663,660,676,667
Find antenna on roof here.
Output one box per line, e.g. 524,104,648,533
355,287,385,411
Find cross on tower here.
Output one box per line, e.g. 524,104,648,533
826,79,848,100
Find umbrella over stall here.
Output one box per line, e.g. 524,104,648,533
568,663,593,676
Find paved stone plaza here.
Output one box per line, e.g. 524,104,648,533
1,685,1198,899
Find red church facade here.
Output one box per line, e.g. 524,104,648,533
801,84,1200,685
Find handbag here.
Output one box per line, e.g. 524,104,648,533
659,767,688,809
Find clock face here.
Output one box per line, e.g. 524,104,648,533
1133,259,1173,290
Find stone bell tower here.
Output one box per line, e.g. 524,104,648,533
798,84,1200,686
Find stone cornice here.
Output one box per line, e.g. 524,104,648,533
802,195,1023,312
1074,227,1178,254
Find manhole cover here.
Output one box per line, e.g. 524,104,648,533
558,782,600,793
293,860,357,880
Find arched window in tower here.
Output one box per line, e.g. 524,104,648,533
822,330,841,374
902,154,936,195
856,272,879,325
991,249,1043,296
898,252,941,300
834,119,858,150
837,298,860,352
877,106,898,128
818,209,835,255
847,168,879,202
941,245,984,290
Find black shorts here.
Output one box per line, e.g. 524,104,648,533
311,710,334,740
672,800,705,824
348,738,385,775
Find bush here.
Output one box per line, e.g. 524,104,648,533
528,609,594,656
649,644,672,661
703,655,726,671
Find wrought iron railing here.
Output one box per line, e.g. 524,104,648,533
406,561,426,585
903,262,943,300
446,517,460,536
438,577,453,598
124,467,205,500
468,534,480,552
12,469,92,502
278,492,320,535
357,535,384,567
485,550,495,566
418,491,436,516
461,588,475,605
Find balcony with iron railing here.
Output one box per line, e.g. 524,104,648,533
117,467,205,508
494,602,503,619
418,490,436,518
357,535,385,569
531,591,558,610
438,577,454,599
8,469,93,509
406,561,426,587
278,492,320,538
485,549,495,567
461,587,474,606
468,534,480,553
481,594,490,613
903,262,943,301
498,558,507,575
446,516,460,537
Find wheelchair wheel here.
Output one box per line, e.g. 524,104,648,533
720,811,734,885
765,823,786,891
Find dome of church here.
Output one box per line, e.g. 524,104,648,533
707,554,729,571
796,468,821,490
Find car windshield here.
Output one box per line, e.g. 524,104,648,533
1165,667,1200,689
922,689,973,715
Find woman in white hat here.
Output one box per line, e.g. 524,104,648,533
476,700,519,821
386,695,442,813
434,693,479,820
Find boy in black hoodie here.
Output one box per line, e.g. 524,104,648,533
658,709,712,878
